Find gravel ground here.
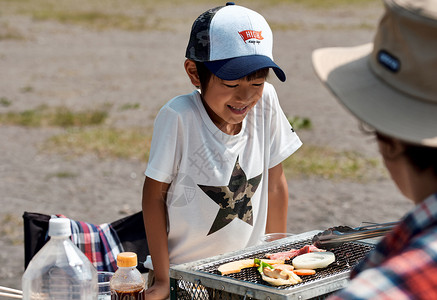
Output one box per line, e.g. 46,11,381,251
0,2,413,293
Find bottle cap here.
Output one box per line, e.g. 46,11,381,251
117,252,138,267
48,218,71,237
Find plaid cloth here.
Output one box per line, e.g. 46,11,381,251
328,193,437,299
57,215,124,272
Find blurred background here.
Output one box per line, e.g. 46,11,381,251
0,0,412,292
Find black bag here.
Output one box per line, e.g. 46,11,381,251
23,211,149,273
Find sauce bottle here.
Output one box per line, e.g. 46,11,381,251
110,252,145,300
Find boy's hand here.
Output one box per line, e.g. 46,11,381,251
145,279,170,300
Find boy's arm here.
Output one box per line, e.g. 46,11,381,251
142,176,170,299
266,163,288,233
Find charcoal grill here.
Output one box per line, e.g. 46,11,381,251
169,230,376,300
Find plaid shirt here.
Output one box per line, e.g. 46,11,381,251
329,193,437,300
70,220,123,272
57,215,124,272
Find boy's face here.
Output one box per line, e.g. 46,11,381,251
201,75,265,134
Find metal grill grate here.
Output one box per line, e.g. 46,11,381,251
170,232,376,300
196,239,372,287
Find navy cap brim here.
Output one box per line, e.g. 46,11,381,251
204,55,286,82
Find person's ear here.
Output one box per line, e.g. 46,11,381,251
184,59,200,87
378,137,405,160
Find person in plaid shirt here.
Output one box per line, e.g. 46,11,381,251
312,0,437,298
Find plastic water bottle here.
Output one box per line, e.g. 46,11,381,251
22,218,98,299
110,252,145,300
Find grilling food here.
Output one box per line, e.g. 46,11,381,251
265,263,317,276
218,258,284,275
219,258,318,286
265,244,325,261
292,251,335,270
293,269,316,276
270,263,294,272
255,259,302,286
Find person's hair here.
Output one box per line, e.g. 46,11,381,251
195,61,269,93
376,132,437,175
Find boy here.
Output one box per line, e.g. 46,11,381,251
313,0,437,298
143,3,302,299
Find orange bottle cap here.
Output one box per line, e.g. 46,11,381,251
117,252,138,267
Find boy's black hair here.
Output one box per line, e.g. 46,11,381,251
195,62,213,92
195,61,269,93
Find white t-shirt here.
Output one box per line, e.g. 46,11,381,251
145,82,302,265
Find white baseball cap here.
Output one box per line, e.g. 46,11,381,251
186,2,286,82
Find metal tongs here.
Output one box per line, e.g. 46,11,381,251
312,221,398,249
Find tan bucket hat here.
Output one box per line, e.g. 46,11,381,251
312,0,437,147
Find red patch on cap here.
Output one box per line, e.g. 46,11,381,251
239,30,263,43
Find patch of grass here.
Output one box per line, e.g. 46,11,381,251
0,0,176,31
0,97,12,107
43,126,382,181
51,107,108,127
46,171,78,179
313,22,376,31
32,10,154,31
20,85,34,93
119,103,140,111
43,127,152,161
266,20,376,32
269,22,303,31
3,109,42,127
0,105,108,127
0,213,23,245
288,116,312,130
283,144,381,181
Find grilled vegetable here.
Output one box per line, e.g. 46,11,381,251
271,263,294,272
292,251,335,270
218,258,284,275
293,269,316,276
255,258,302,286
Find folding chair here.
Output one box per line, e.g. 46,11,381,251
23,211,149,273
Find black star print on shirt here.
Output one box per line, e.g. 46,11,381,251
198,156,262,236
